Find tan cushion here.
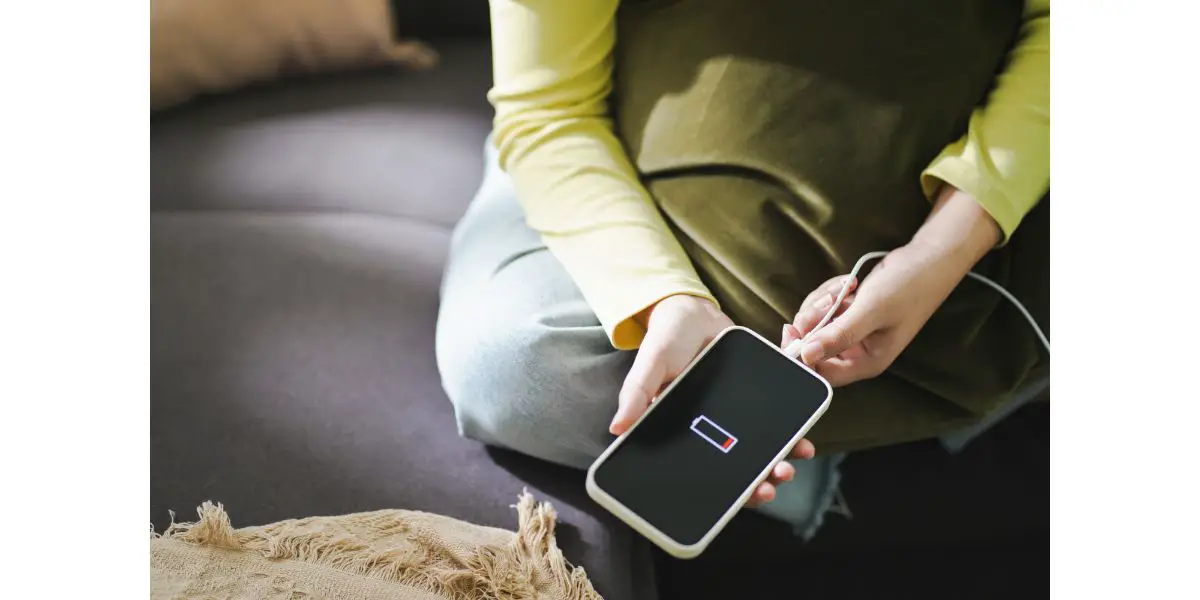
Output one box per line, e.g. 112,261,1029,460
150,0,436,110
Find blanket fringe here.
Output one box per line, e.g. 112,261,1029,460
152,491,602,600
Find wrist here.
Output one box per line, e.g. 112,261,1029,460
638,294,724,329
909,184,1001,270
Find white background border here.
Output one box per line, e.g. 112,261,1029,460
1053,1,1200,597
1,1,148,596
1,1,1196,596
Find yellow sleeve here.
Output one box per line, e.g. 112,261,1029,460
922,0,1050,242
487,0,716,350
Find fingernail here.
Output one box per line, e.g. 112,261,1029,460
802,341,824,362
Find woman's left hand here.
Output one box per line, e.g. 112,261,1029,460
782,185,1002,386
783,243,966,386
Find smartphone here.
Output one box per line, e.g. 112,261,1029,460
586,326,832,559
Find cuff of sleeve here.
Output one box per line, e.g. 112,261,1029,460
606,281,719,351
921,150,1022,246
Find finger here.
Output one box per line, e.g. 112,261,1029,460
800,301,875,367
772,461,796,482
781,324,801,348
612,343,667,435
817,276,857,310
794,277,857,334
797,292,857,338
794,277,846,325
815,355,887,387
819,275,857,302
796,276,856,319
745,482,776,507
790,438,816,460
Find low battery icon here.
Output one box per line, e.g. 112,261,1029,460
691,415,737,453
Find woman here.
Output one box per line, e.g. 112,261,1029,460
436,0,1049,533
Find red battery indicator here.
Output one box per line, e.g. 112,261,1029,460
691,415,737,453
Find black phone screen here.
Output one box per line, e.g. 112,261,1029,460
592,328,830,546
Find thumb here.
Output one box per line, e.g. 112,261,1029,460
612,343,668,435
800,302,874,366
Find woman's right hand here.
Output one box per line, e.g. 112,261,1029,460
611,294,815,506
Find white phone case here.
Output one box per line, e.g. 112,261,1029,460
585,325,833,559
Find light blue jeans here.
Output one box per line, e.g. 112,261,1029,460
435,140,629,470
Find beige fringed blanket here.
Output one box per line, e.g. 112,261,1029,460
150,492,602,600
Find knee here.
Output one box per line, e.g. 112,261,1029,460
436,319,625,469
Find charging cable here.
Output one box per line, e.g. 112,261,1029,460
783,251,1051,360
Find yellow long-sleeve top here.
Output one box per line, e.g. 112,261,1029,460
488,0,1050,351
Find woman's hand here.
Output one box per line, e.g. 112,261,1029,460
783,244,966,386
612,294,816,506
783,185,1002,386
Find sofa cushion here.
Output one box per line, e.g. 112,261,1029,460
151,41,492,227
151,0,435,110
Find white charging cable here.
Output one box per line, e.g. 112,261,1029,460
783,251,1050,359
